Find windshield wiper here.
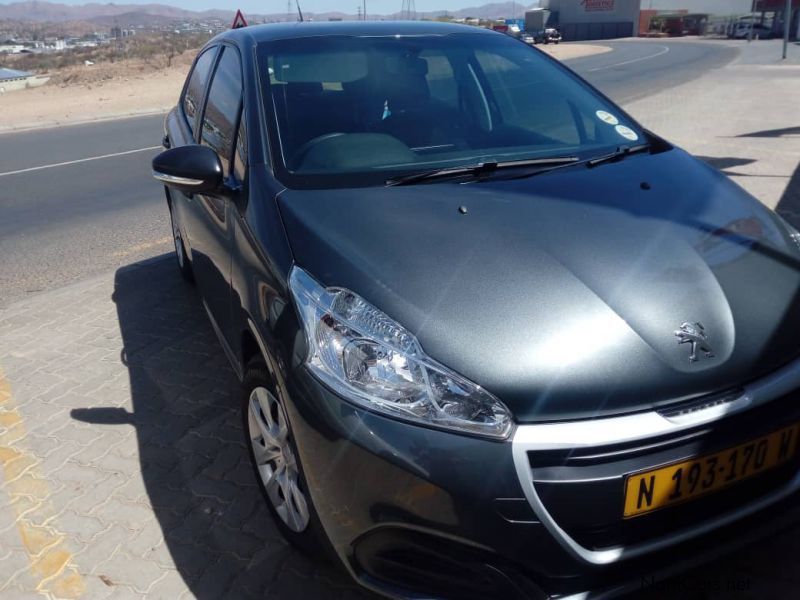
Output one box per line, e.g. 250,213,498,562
385,156,579,187
586,143,651,168
500,142,653,182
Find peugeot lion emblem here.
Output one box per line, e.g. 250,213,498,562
674,322,715,363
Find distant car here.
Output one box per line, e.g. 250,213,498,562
535,27,562,44
153,21,800,600
731,22,773,39
520,32,536,45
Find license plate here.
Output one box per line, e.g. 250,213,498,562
623,423,800,518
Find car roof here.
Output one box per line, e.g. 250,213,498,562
217,20,496,45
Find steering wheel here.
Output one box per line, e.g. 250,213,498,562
291,133,347,167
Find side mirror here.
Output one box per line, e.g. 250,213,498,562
152,145,223,195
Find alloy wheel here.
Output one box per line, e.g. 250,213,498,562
247,386,310,532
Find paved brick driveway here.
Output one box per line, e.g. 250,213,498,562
0,257,376,599
2,255,800,600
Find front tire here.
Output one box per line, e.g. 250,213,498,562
242,360,330,559
167,192,194,283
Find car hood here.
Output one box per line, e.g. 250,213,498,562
278,149,800,422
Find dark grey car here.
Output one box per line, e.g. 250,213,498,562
151,21,800,599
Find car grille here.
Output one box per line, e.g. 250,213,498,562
526,389,800,551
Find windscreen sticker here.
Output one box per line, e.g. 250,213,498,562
615,125,639,141
595,110,619,126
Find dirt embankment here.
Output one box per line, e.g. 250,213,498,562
0,43,612,132
0,52,194,131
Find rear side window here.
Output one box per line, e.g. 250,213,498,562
201,46,243,176
183,48,216,133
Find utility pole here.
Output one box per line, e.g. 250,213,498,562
357,5,362,20
401,0,416,20
783,0,792,59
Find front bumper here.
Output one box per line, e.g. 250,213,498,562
284,365,800,599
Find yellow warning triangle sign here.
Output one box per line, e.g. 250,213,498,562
231,9,248,29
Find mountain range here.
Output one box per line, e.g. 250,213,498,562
0,1,539,24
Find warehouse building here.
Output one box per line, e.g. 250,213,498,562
643,0,798,39
753,0,800,39
539,0,643,41
646,0,752,13
537,0,797,41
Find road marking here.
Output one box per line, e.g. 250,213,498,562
588,45,671,72
111,236,173,259
0,368,85,597
0,146,161,178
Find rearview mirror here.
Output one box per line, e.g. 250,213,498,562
152,145,223,194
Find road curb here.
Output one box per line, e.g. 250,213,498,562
0,108,169,136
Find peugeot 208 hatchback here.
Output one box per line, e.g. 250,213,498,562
152,22,800,599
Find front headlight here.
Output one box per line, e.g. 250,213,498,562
289,266,513,439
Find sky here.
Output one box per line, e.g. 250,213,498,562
0,0,537,16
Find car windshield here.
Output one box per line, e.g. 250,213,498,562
257,32,645,188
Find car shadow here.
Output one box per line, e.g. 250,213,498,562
697,155,793,180
776,159,800,227
71,255,374,599
712,124,800,227
696,156,757,175
735,126,800,139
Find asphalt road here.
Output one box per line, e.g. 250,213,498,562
571,38,737,103
0,117,170,304
0,39,739,307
